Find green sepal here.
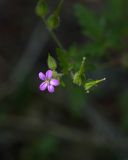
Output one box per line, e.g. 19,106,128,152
84,78,106,93
73,72,82,86
47,15,60,30
47,54,57,70
73,57,86,86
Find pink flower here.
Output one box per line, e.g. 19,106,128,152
38,70,59,93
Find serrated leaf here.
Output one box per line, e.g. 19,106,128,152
67,45,86,71
56,48,71,74
74,4,103,40
83,41,108,58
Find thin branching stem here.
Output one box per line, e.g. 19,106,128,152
42,17,74,79
42,17,64,51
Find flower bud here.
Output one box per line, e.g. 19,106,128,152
47,15,60,30
46,0,63,30
36,0,48,17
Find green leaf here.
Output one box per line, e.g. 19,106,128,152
74,4,103,39
56,48,71,74
83,41,108,58
47,54,57,70
84,78,106,93
36,0,48,17
66,45,79,70
106,0,126,22
60,80,66,87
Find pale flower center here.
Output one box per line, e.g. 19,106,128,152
45,79,51,84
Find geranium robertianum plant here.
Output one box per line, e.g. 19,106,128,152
36,0,106,93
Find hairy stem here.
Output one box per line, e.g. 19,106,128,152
42,17,74,78
42,17,64,51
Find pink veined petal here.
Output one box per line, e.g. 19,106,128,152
38,72,46,81
39,82,48,91
46,70,52,79
47,84,54,93
50,79,59,86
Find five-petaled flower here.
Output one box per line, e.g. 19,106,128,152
38,70,59,93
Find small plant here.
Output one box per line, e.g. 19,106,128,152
39,70,60,93
36,0,106,93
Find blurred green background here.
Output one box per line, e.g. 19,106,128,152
0,0,128,159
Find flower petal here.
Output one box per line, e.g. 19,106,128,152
38,72,46,81
50,79,59,86
48,84,54,93
39,82,47,91
46,70,52,79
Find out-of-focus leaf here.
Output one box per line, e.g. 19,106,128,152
83,41,108,58
105,24,127,50
106,0,126,22
74,4,103,40
56,48,72,74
